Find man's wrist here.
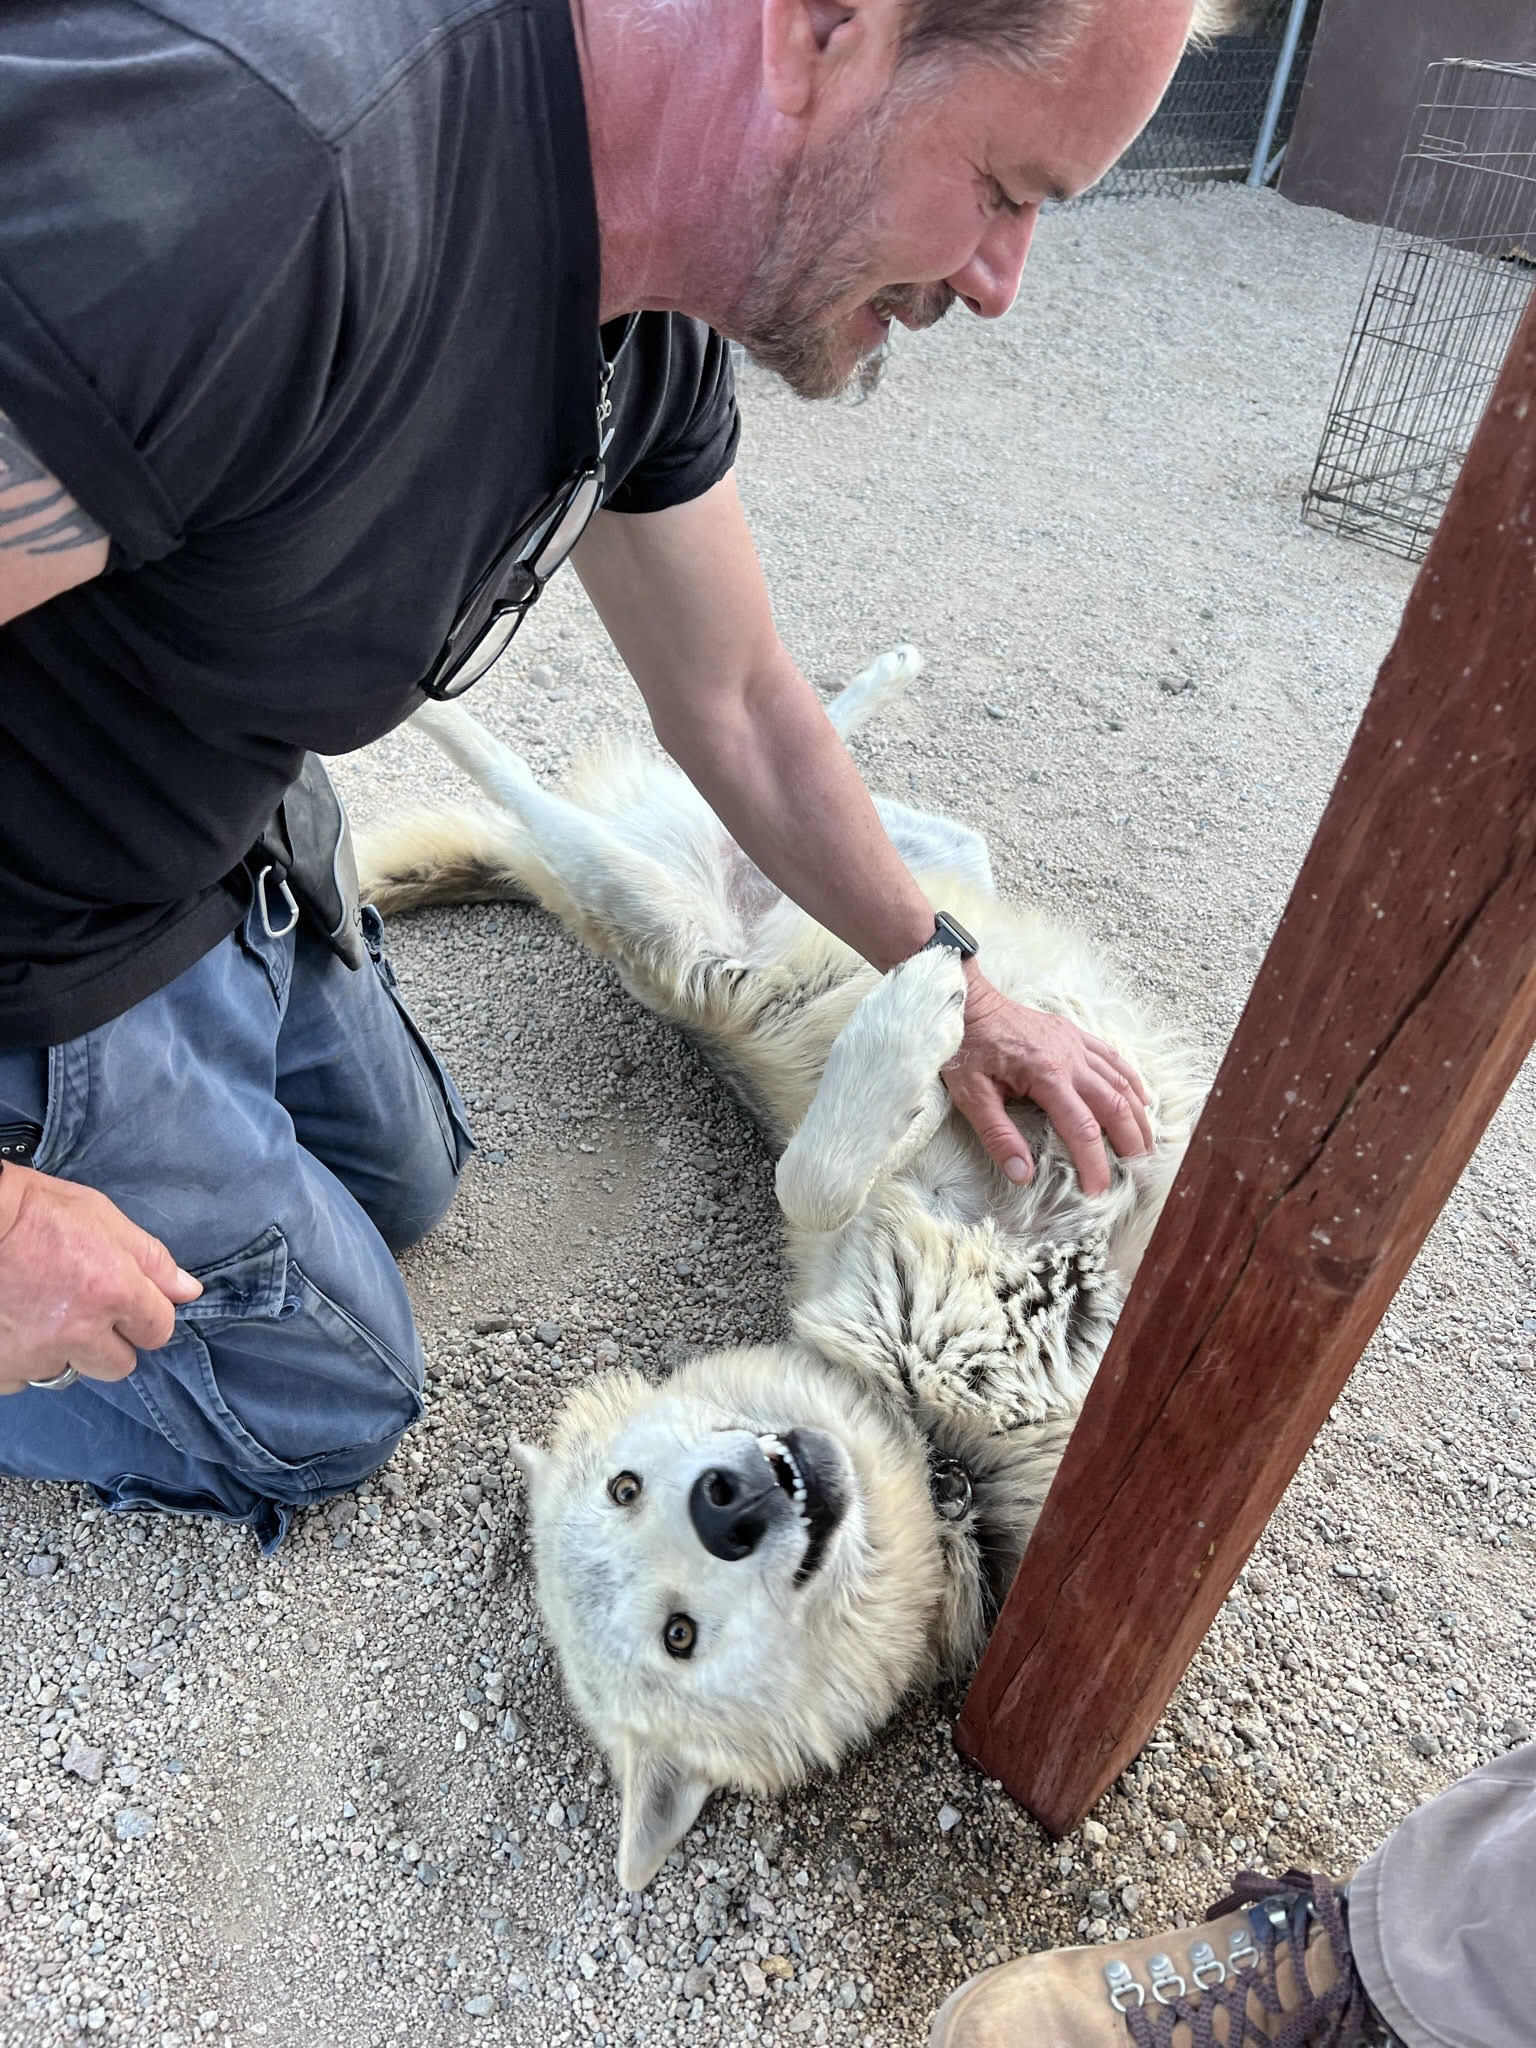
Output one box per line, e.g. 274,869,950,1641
921,909,978,960
0,1159,29,1243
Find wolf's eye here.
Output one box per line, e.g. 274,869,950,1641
607,1471,642,1506
663,1613,697,1659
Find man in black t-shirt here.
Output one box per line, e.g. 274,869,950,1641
0,0,1201,1534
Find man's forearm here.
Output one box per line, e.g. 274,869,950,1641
648,643,937,970
572,484,938,969
572,481,1150,1192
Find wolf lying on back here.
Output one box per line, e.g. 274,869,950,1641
356,648,1202,1890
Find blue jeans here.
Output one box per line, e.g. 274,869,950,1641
0,899,473,1551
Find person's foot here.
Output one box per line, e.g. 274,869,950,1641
929,1870,1399,2047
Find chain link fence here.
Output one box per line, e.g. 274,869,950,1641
1081,0,1320,202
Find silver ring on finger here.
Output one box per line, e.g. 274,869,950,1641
28,1363,79,1392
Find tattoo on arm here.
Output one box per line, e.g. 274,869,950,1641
0,409,106,556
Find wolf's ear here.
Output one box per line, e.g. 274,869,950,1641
616,1741,717,1892
775,945,967,1234
508,1439,552,1491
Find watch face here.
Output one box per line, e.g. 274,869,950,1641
933,913,978,950
934,912,978,957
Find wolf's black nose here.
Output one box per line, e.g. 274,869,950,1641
689,1466,774,1561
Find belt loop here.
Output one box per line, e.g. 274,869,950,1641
253,863,300,940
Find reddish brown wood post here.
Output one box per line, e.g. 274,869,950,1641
956,300,1536,1834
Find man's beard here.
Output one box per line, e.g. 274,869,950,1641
737,108,957,401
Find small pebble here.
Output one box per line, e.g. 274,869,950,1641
937,1804,962,1833
60,1734,106,1785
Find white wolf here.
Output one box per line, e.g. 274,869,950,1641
355,648,1203,1890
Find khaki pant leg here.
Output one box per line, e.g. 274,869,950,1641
1349,1741,1536,2048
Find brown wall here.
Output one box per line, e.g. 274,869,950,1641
1281,0,1536,224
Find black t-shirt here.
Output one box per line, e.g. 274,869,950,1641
0,0,739,1046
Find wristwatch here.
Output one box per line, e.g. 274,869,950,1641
921,910,978,960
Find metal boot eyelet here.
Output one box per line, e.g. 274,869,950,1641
1148,1954,1187,2003
1190,1939,1226,1988
1104,1960,1147,2012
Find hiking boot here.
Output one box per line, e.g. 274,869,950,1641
930,1869,1401,2048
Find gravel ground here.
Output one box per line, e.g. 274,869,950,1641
5,187,1535,2048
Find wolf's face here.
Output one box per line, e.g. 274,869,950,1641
514,1346,946,1889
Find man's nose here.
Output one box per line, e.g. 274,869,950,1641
947,204,1039,320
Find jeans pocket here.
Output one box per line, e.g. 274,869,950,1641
132,1225,424,1497
362,905,476,1173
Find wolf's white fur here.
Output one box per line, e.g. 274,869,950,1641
356,648,1204,1889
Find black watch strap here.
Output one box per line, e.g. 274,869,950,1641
921,911,978,960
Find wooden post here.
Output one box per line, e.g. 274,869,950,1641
955,300,1536,1834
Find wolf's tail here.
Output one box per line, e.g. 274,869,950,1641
353,805,538,918
825,644,923,741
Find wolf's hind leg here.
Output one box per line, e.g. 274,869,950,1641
409,702,731,999
825,645,924,740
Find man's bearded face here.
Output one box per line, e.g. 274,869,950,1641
737,99,958,401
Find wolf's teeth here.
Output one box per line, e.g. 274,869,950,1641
758,1433,810,1518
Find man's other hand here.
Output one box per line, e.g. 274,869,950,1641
942,969,1154,1197
0,1164,202,1395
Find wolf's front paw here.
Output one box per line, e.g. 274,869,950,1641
776,946,966,1234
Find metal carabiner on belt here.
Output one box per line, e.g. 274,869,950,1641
253,862,300,940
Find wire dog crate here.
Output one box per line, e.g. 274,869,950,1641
1303,59,1536,562
1087,0,1319,201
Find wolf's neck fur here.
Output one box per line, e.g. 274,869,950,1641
786,1176,1121,1675
789,1177,1122,1434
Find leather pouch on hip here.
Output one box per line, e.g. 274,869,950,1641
250,754,368,971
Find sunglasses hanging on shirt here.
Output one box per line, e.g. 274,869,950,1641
419,313,641,702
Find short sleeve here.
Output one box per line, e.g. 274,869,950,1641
602,317,741,517
0,3,343,572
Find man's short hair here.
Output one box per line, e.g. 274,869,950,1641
899,0,1242,70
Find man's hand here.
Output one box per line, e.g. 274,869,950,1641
943,966,1153,1197
0,1164,202,1395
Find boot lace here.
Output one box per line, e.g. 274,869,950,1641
1111,1870,1397,2048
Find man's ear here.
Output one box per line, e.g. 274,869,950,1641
616,1741,717,1892
761,0,898,120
